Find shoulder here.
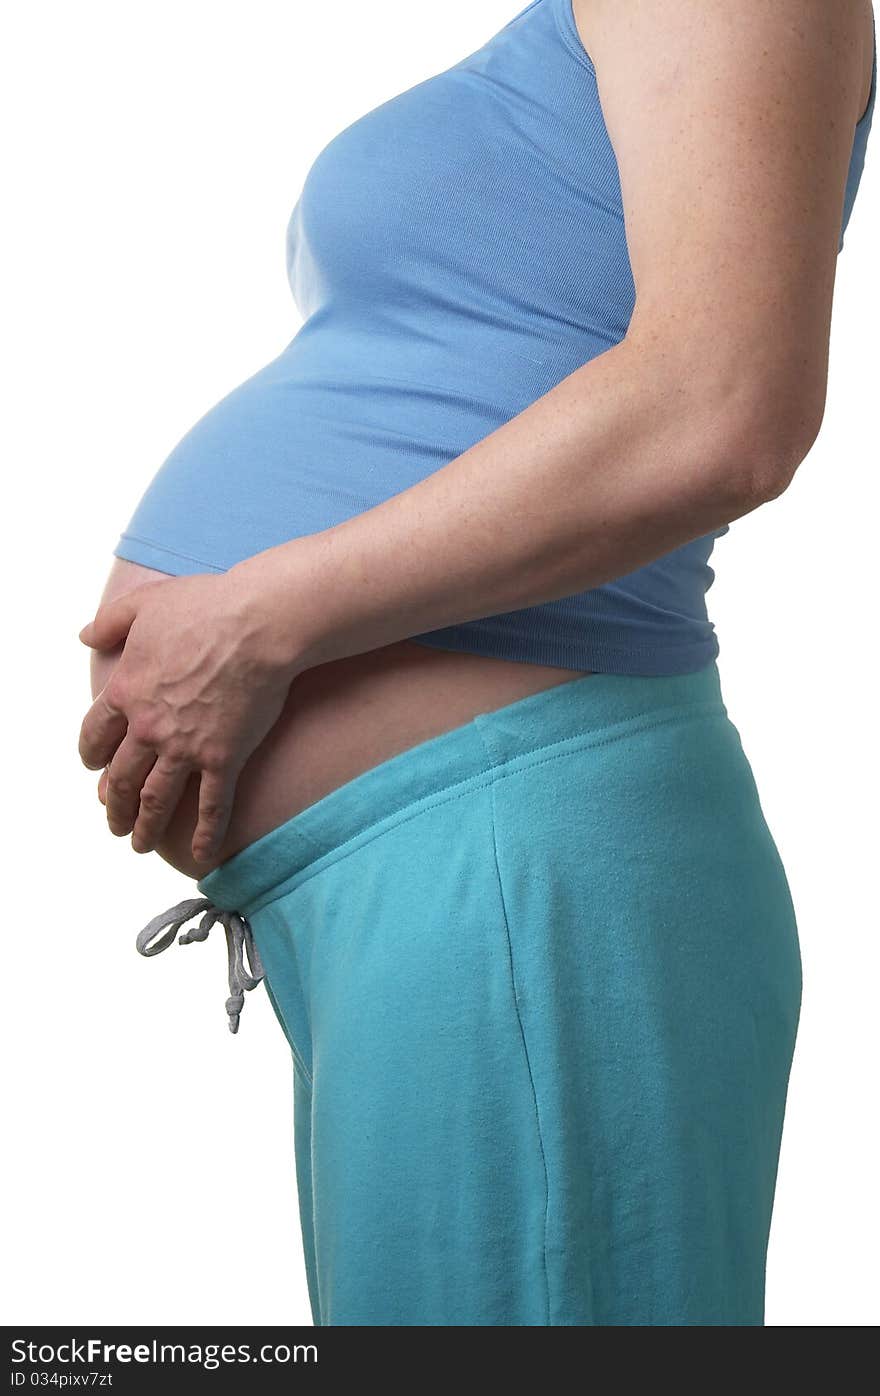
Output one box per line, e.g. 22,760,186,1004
571,0,871,130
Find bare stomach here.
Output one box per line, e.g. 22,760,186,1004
89,558,591,879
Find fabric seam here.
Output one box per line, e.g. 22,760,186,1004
264,973,313,1084
412,631,718,657
291,1045,313,1088
116,533,227,573
552,0,597,75
245,703,723,915
478,727,553,1325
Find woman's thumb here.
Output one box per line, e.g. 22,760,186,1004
79,593,140,650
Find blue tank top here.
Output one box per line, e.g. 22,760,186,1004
115,0,877,674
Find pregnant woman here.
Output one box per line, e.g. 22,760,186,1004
79,0,875,1326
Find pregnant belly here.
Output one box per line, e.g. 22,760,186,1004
90,558,589,879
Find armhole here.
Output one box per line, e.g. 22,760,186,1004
857,2,877,127
552,0,597,76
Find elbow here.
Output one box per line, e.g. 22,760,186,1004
624,328,828,516
703,379,826,512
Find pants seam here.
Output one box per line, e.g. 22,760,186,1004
477,731,553,1327
264,970,313,1085
291,1045,313,1088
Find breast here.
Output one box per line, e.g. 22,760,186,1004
286,44,635,357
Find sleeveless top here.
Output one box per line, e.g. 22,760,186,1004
115,0,877,674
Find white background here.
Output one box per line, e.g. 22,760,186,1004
2,0,877,1327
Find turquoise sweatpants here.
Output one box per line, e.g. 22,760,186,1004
194,662,801,1326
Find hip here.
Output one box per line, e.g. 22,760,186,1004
199,655,802,1070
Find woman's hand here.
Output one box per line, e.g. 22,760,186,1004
78,564,304,864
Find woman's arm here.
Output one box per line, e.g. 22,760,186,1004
79,0,870,862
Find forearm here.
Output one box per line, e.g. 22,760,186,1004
236,331,803,671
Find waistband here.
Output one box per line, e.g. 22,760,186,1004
197,660,726,919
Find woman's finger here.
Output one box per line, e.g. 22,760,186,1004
131,757,193,854
192,766,238,865
78,688,129,771
104,735,157,838
98,768,109,805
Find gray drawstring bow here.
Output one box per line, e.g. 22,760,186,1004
136,897,265,1033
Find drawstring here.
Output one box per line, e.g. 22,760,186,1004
136,896,265,1034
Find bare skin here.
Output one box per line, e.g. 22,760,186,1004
82,0,875,874
89,558,587,877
